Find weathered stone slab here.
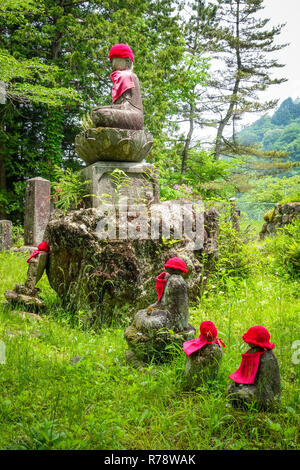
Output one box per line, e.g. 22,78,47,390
0,220,12,251
4,290,45,311
24,177,51,246
81,161,159,207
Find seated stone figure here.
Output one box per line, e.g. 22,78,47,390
91,43,144,130
124,257,196,362
75,43,153,164
183,321,226,389
227,325,281,410
4,241,50,311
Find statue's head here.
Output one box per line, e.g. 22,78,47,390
164,257,188,276
109,43,134,71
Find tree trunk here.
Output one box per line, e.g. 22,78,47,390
181,103,194,180
0,156,7,218
214,0,241,160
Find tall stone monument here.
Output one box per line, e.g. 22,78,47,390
24,177,51,246
75,43,157,206
0,220,12,251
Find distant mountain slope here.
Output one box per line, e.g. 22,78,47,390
237,97,300,162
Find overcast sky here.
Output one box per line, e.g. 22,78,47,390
258,0,300,106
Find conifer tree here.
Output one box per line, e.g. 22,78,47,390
199,0,288,160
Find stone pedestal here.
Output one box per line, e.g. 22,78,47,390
75,128,153,164
81,161,159,208
24,177,51,246
0,220,12,251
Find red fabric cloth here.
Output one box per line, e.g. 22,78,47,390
110,70,135,102
164,257,188,273
228,349,266,384
155,272,169,302
26,241,50,263
242,325,275,350
109,44,134,62
183,321,226,356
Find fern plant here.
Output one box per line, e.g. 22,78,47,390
51,165,90,215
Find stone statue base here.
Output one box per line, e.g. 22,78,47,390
81,161,159,207
75,127,153,164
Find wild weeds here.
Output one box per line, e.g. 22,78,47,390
0,231,299,450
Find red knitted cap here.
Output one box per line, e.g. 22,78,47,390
37,241,50,252
164,257,188,273
242,325,275,350
183,320,225,356
200,321,217,342
109,44,134,62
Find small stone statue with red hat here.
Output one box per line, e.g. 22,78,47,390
183,321,226,389
91,43,144,130
124,257,196,362
227,325,281,410
4,241,50,311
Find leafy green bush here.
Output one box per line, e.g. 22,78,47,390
51,165,91,215
153,142,237,202
262,220,300,279
207,206,260,292
12,225,24,247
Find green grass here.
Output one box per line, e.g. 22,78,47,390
0,246,299,450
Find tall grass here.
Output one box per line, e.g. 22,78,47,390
0,231,299,450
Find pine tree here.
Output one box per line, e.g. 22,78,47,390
199,0,288,160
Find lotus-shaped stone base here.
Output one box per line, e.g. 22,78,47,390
75,127,153,165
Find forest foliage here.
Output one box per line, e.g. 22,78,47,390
237,98,300,164
0,0,297,223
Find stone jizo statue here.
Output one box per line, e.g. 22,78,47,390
183,321,226,389
4,241,50,311
124,257,196,362
91,43,144,130
75,43,153,164
227,325,281,410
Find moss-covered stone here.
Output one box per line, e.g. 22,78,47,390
44,207,218,326
264,208,275,222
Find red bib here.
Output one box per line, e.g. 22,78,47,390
110,70,135,102
155,272,169,302
228,349,266,385
183,335,225,356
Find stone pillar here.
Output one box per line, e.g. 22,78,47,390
0,81,6,104
81,161,159,208
24,177,51,246
0,220,12,251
